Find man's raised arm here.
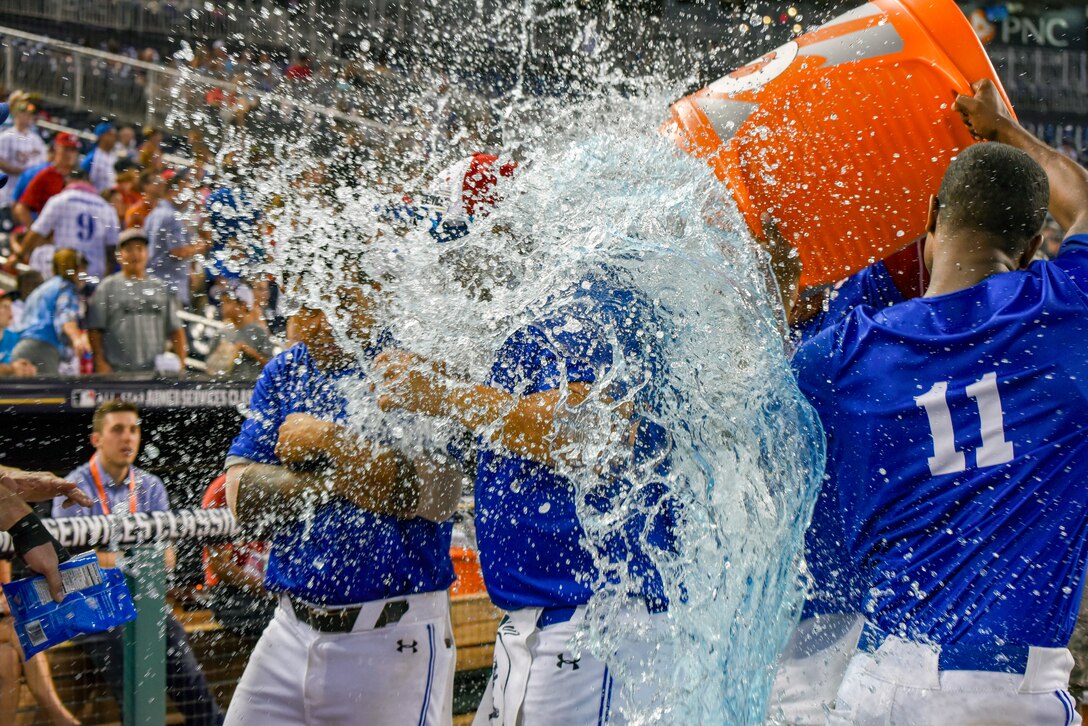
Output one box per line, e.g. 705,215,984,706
956,78,1088,238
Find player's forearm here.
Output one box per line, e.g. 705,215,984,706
0,160,23,175
209,550,263,590
994,121,1088,235
229,462,319,525
324,431,419,516
451,382,591,464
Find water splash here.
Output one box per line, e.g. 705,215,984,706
245,88,826,723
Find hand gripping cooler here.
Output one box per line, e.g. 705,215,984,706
3,552,137,659
664,0,1015,290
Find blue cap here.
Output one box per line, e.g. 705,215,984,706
0,173,7,189
94,122,114,137
0,103,8,126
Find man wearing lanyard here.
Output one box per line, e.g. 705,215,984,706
53,400,223,726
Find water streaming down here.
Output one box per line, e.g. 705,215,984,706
235,89,828,723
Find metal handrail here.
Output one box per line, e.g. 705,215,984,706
34,119,204,171
0,23,410,135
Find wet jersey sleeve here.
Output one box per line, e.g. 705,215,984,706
226,356,286,466
1054,234,1088,295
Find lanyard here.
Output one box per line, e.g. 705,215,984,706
89,454,137,516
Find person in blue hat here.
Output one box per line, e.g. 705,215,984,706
81,122,120,193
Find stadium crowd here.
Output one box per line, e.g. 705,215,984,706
4,24,1088,724
0,89,280,379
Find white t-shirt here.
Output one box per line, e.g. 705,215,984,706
83,145,121,192
31,186,120,280
0,127,47,206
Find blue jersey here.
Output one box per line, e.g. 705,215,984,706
794,260,907,346
226,343,454,606
475,270,677,612
12,161,48,208
793,235,1088,648
205,186,261,280
794,259,908,618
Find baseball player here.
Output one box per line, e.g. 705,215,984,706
769,240,929,725
222,268,462,726
376,264,676,725
789,79,1088,724
20,169,120,281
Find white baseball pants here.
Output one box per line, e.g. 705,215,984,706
225,591,455,726
767,613,864,726
472,605,666,726
829,631,1081,726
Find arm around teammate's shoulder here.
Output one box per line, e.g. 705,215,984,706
956,79,1088,237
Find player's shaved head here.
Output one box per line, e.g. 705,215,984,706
937,143,1049,254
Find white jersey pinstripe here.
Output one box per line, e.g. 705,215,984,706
31,186,120,279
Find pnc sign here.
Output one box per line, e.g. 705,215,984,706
963,3,1087,50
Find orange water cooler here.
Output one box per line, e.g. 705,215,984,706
665,0,1015,289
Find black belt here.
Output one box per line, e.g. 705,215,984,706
288,596,409,633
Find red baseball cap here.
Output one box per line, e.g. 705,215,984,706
53,133,80,149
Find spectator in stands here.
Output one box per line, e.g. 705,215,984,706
53,400,223,726
103,187,128,232
284,53,314,81
0,99,48,231
113,158,142,211
125,168,165,230
9,268,43,329
0,572,79,726
117,125,138,158
81,123,120,192
138,127,163,171
20,169,121,281
13,133,81,228
9,162,50,221
0,291,18,362
145,169,210,307
86,229,186,375
0,291,36,377
205,283,273,378
200,473,274,636
9,249,90,375
205,155,261,286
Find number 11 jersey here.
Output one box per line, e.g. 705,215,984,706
793,235,1088,649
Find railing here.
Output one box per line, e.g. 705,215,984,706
0,24,409,137
3,508,494,725
0,0,435,59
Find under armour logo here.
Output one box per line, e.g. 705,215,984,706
488,707,499,721
557,653,580,670
396,639,418,653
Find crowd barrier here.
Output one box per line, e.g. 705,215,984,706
3,509,498,725
0,23,409,136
